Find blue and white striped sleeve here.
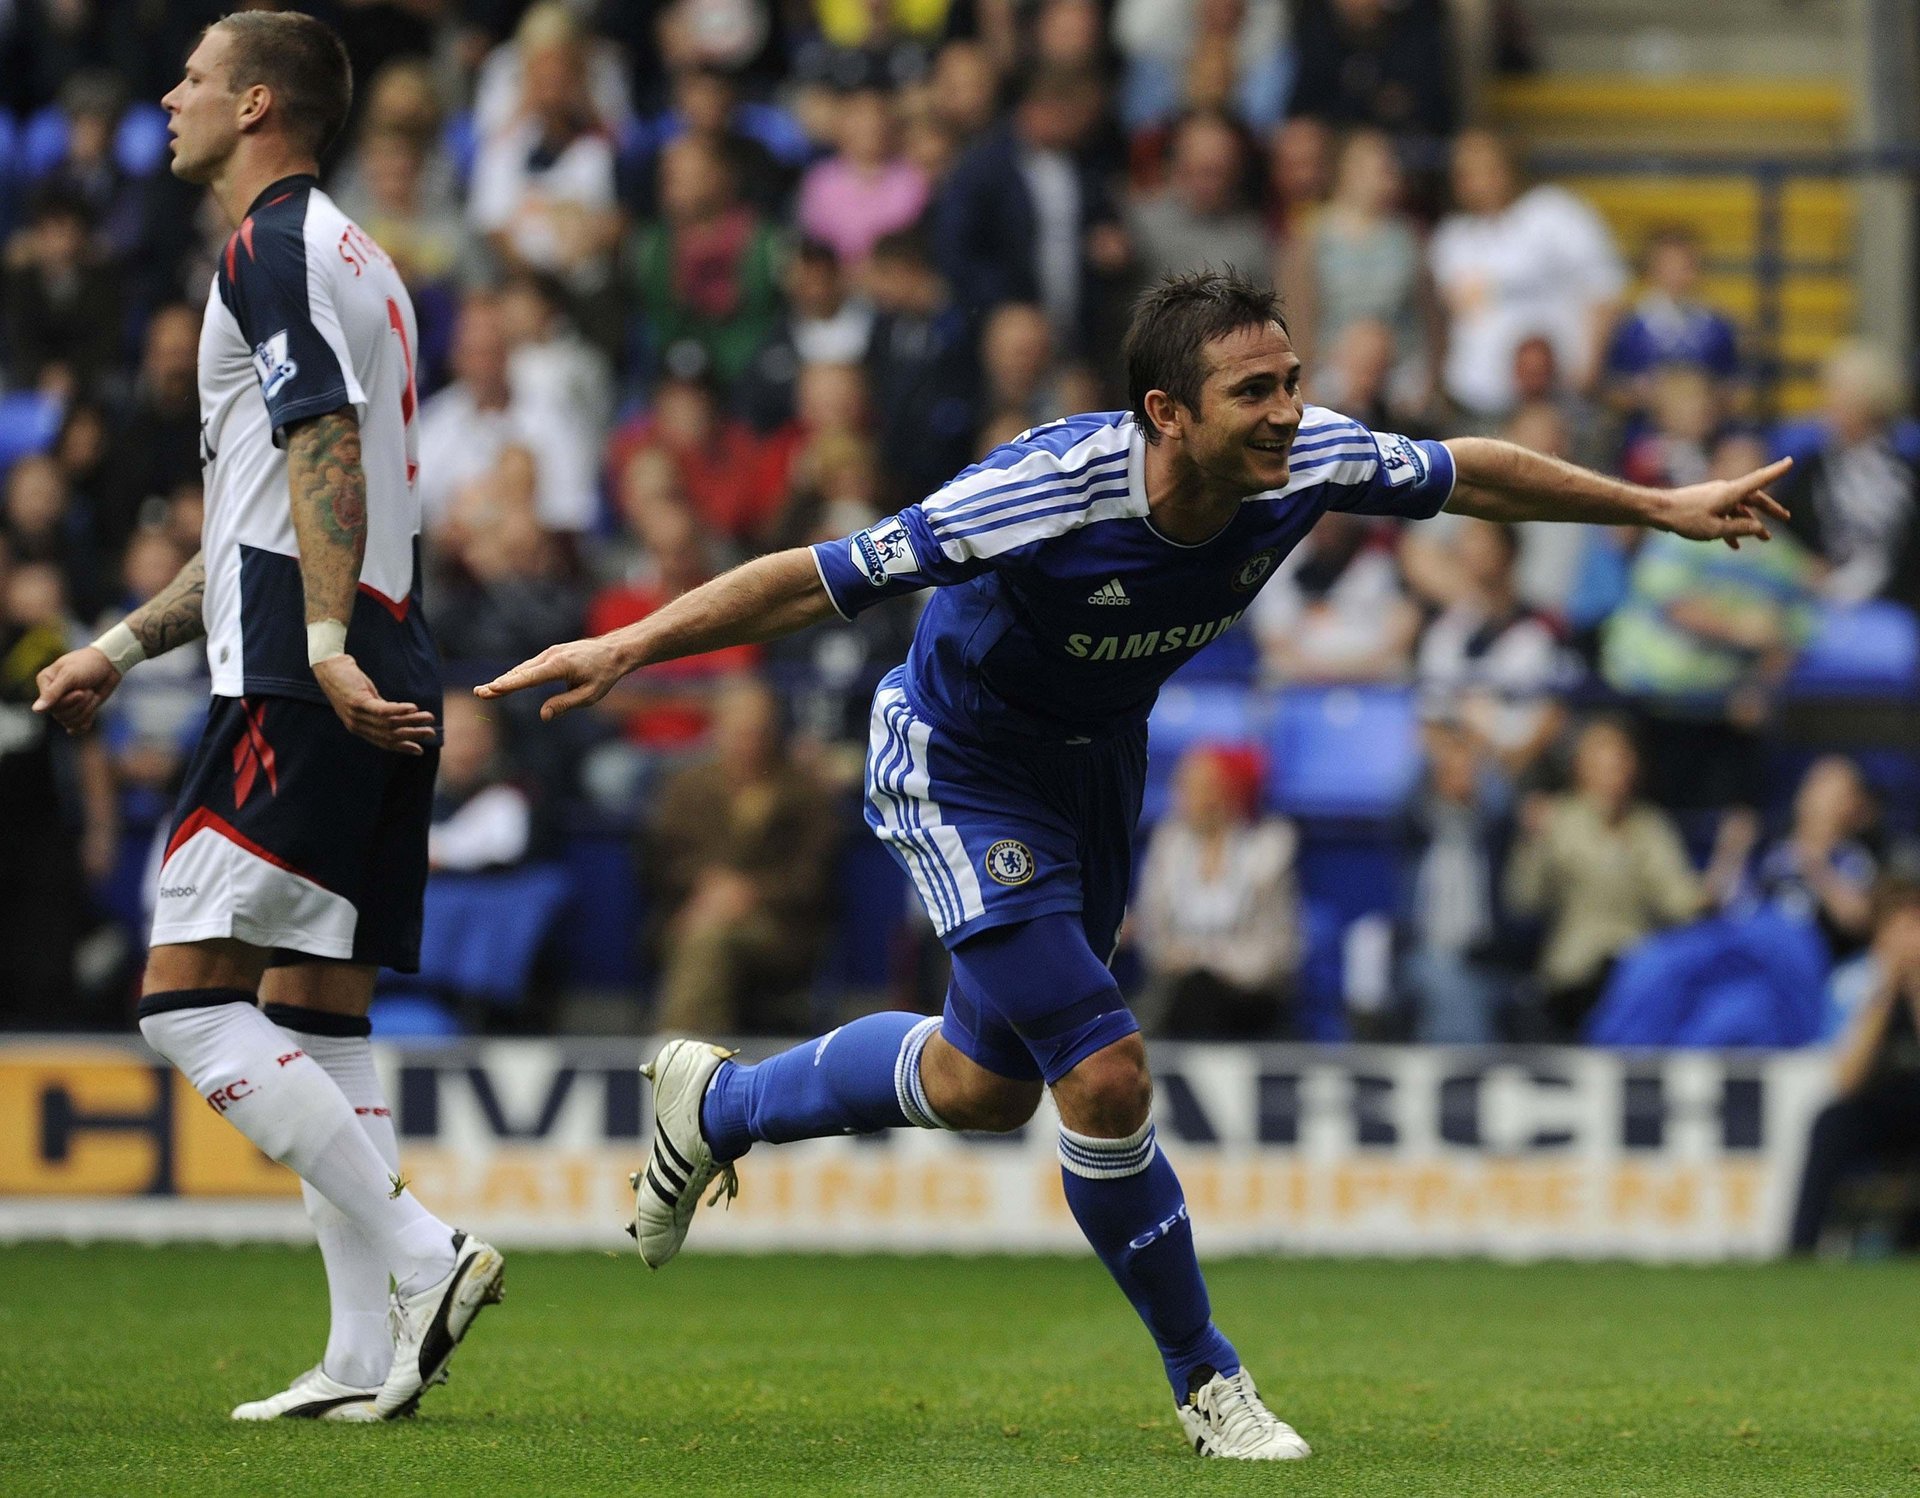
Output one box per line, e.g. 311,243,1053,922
1288,408,1453,520
810,504,986,618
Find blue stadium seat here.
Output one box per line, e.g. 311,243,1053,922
1267,685,1420,820
412,864,572,1006
443,111,478,186
0,391,63,470
114,104,170,176
1294,898,1348,1042
1142,682,1263,823
368,994,466,1038
18,105,69,179
1786,600,1920,695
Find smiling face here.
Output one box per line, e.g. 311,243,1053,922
1167,322,1305,496
161,27,245,186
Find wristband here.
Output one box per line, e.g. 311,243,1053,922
91,620,145,675
307,618,348,665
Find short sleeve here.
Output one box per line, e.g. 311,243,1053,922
810,505,989,618
1322,427,1457,521
224,220,366,447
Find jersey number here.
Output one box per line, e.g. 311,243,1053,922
386,296,419,487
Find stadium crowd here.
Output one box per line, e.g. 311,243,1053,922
1,0,1917,1050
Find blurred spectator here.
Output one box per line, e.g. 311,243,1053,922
1282,128,1431,415
430,693,537,873
1619,366,1723,491
935,64,1127,357
1265,115,1333,245
472,1,634,140
1497,399,1590,621
796,85,931,268
1603,226,1741,409
585,502,763,770
3,455,102,622
429,445,586,664
96,302,209,552
330,126,471,301
329,60,461,225
418,291,595,534
500,272,613,527
764,360,879,539
468,12,622,291
1430,129,1625,421
737,238,875,431
1113,0,1290,134
1777,342,1920,608
863,230,979,507
1252,511,1420,683
1602,431,1817,813
0,555,115,1021
4,186,124,399
1735,756,1880,962
1788,873,1920,1254
607,370,787,549
38,70,158,273
1505,717,1707,1038
1408,518,1570,780
1399,718,1516,1043
628,136,784,387
651,65,805,219
1133,745,1301,1039
926,39,1001,146
1506,332,1612,471
647,676,840,1033
1312,317,1400,428
1289,0,1458,137
800,0,946,87
1125,110,1269,283
977,303,1078,434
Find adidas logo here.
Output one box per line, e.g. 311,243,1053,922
1087,578,1130,605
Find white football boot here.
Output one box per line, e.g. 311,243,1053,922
230,1365,379,1422
627,1039,739,1268
1177,1367,1312,1460
373,1229,505,1420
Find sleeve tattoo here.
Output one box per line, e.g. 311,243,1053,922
285,407,368,626
125,550,208,657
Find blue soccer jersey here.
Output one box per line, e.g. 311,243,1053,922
811,405,1456,744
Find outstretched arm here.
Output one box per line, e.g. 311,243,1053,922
477,548,838,720
1443,437,1791,548
31,550,209,734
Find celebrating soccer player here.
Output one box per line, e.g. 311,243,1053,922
33,13,501,1421
480,268,1789,1459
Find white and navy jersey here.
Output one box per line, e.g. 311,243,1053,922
196,173,435,706
812,406,1456,742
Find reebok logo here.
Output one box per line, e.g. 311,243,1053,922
157,884,198,899
276,1050,306,1068
1087,578,1130,605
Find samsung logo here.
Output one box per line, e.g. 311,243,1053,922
1064,609,1246,661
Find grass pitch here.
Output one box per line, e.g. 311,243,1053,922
1,1246,1916,1496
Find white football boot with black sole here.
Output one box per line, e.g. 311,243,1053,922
230,1365,380,1422
1178,1367,1312,1460
628,1039,738,1268
373,1229,505,1419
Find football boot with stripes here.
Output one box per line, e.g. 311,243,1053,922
628,1039,739,1268
373,1229,505,1419
1177,1367,1312,1460
230,1365,379,1422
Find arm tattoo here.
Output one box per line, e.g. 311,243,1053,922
125,550,208,657
285,407,368,626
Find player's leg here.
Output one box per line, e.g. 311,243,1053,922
260,960,401,1395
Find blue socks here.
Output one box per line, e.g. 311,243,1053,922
700,1012,944,1162
1058,1119,1239,1398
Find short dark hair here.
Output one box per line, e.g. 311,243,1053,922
213,11,353,158
1124,268,1287,442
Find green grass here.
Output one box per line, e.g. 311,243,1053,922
2,1247,1917,1496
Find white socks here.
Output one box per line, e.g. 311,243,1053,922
138,1000,456,1307
281,1022,404,1388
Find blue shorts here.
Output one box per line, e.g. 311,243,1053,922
864,668,1146,1081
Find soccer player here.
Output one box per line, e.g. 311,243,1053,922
32,13,500,1421
478,270,1790,1458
